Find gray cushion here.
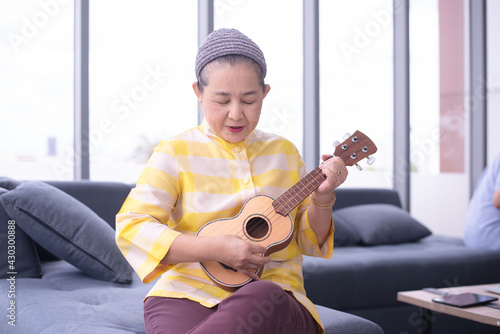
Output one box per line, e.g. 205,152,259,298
0,176,22,190
0,181,132,283
333,203,431,245
333,215,361,246
0,187,42,278
45,180,132,228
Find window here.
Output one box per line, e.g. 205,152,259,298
409,0,469,237
0,0,74,180
319,0,393,187
89,0,197,182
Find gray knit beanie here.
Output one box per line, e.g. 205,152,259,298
195,28,267,79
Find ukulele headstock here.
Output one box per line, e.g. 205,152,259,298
332,131,377,170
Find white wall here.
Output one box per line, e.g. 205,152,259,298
411,173,469,237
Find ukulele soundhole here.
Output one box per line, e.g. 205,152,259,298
244,216,270,240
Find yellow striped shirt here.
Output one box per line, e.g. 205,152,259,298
116,120,334,333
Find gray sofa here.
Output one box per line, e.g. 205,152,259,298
0,179,382,334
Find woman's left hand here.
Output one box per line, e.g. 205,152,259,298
315,155,348,196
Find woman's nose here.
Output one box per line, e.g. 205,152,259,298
227,102,244,121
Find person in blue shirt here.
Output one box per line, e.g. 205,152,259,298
464,152,500,250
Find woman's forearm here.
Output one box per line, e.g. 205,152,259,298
307,191,336,247
160,234,215,265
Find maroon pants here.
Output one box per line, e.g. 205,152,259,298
144,280,318,334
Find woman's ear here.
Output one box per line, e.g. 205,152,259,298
263,84,271,98
192,82,202,100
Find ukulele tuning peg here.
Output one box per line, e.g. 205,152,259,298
342,132,352,140
355,163,363,171
332,140,341,147
367,156,375,165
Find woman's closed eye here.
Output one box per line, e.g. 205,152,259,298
214,100,255,105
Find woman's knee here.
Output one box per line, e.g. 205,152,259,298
234,281,291,313
240,280,285,298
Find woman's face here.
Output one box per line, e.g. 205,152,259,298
193,62,270,143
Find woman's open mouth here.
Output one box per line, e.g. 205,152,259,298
227,126,244,133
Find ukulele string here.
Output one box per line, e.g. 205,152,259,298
244,172,323,238
234,143,368,239
234,169,326,239
235,179,311,239
233,203,277,239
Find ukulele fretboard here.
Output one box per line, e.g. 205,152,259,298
272,167,326,216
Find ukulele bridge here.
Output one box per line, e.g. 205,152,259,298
219,262,237,272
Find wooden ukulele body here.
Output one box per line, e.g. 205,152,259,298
196,194,293,291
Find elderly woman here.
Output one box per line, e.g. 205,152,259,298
116,28,347,334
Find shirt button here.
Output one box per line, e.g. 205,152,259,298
243,178,250,185
235,146,242,153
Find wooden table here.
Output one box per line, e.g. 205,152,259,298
397,284,500,334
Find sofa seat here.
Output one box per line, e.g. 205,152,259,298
1,260,383,334
5,261,147,333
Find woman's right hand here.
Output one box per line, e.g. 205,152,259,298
211,235,271,280
161,234,271,280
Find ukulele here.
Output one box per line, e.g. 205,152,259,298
196,130,377,291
